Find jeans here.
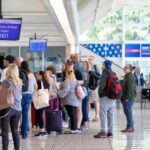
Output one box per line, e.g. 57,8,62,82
122,100,134,129
65,105,77,131
1,108,21,150
100,97,116,133
82,91,91,122
21,94,32,138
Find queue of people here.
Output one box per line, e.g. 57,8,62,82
0,53,145,150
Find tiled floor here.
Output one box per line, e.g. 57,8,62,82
1,108,150,150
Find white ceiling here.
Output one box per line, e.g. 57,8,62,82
1,0,150,46
1,0,67,46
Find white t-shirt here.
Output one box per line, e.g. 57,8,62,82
1,68,8,82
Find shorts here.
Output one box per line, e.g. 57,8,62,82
90,88,99,102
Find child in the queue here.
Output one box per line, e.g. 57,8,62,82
0,64,22,150
34,71,50,137
58,60,81,134
21,61,37,139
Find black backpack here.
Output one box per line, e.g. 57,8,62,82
88,65,100,90
19,68,29,92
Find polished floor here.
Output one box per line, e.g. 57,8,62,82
1,107,150,150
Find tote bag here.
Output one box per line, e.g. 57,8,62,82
33,81,49,110
0,85,14,111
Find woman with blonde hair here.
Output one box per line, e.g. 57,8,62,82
0,64,22,150
58,60,81,134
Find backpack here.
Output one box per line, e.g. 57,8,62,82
88,65,100,90
106,72,122,99
19,68,29,92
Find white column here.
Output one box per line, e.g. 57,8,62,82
122,7,125,67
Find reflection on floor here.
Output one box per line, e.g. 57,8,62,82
1,108,150,150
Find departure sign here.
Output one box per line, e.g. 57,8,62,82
0,18,22,40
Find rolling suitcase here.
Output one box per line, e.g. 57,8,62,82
45,110,62,134
31,102,37,128
45,96,63,134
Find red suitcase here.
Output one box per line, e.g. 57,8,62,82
31,102,37,128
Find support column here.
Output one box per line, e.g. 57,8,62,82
65,44,76,59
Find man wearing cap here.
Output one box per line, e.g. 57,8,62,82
1,55,16,82
94,59,116,138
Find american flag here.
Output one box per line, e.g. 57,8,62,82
82,43,122,57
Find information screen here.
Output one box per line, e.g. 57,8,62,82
29,39,47,52
0,18,22,40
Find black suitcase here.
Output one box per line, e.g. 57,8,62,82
45,109,63,134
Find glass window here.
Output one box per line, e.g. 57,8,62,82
125,25,140,40
21,47,42,73
44,47,65,72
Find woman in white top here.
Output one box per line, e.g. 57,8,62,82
20,61,37,139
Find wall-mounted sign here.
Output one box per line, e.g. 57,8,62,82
82,43,122,58
125,44,140,57
141,44,150,57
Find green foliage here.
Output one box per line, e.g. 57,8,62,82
82,7,150,42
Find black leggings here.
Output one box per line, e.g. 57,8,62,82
65,105,77,131
36,108,45,129
1,108,21,150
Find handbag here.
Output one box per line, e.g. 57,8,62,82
33,81,49,110
0,84,14,111
76,82,87,100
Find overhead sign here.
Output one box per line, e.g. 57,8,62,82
125,44,140,57
0,18,22,40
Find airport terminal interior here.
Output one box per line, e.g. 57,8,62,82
0,0,150,150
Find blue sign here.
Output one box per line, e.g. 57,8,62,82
0,18,22,40
82,43,122,57
105,44,122,57
29,39,47,52
125,44,140,57
141,44,150,57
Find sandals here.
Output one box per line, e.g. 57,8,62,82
92,117,99,122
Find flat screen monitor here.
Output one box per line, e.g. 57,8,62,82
29,39,47,52
0,18,22,40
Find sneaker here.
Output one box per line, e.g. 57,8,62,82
63,122,69,128
76,128,81,134
34,132,47,137
70,130,76,134
107,133,113,138
81,126,89,131
94,132,107,138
